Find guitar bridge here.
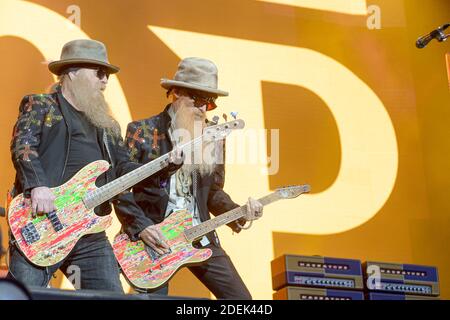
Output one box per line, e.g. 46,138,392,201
21,222,40,245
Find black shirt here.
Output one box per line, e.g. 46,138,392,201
62,99,104,183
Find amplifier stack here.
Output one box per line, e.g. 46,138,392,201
271,255,440,300
271,255,364,300
363,261,440,300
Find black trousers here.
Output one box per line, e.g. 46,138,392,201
140,244,252,300
7,232,123,293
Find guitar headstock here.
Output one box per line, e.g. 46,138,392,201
276,185,311,199
203,118,245,141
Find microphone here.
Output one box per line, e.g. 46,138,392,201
416,24,450,49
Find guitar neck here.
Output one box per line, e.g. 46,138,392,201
83,135,203,209
184,192,280,242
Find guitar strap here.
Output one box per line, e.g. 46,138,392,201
192,169,198,220
103,130,114,170
192,169,220,246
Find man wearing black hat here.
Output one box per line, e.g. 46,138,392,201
8,39,173,292
116,57,264,299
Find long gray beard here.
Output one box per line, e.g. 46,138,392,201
170,105,218,178
177,137,218,178
64,74,121,137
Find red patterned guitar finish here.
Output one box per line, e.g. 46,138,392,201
8,160,112,267
113,185,311,290
8,119,245,267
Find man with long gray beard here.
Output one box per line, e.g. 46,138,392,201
8,39,176,292
117,57,264,299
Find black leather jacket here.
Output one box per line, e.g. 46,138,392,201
10,87,152,220
115,105,244,243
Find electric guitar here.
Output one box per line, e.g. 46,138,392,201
113,184,311,290
8,119,245,267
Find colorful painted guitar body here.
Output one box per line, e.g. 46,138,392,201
8,160,112,267
113,209,212,289
114,185,311,290
8,119,245,267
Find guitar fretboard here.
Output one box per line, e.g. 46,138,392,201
184,193,280,242
83,135,203,209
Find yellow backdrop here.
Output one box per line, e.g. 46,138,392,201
1,0,449,299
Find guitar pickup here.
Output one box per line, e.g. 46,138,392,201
21,222,40,245
47,211,64,232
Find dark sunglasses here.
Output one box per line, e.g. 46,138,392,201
95,68,110,80
63,66,110,80
187,92,217,111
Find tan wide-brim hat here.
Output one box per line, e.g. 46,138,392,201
161,57,228,97
48,39,120,76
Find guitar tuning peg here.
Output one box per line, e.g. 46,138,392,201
222,113,228,121
212,116,220,124
230,111,238,120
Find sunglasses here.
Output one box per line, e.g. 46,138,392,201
95,68,110,80
186,92,217,111
63,66,110,80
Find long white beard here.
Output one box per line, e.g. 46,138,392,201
170,104,218,178
63,73,120,136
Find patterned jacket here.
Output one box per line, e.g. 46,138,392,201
114,105,244,244
10,87,150,222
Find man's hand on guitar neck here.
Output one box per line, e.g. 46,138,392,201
31,186,56,217
244,197,264,221
168,146,184,166
139,225,170,255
